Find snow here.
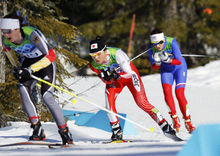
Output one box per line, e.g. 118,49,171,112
1,60,220,156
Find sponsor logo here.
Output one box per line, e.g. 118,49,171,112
132,73,140,92
34,36,40,43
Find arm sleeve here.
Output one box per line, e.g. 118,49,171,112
115,49,134,78
152,63,161,70
148,48,155,65
170,39,182,65
28,29,56,72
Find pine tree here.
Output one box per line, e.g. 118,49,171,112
0,0,7,83
0,0,8,127
60,0,220,74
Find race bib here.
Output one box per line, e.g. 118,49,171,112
11,44,43,58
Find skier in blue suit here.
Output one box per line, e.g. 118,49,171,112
148,28,195,133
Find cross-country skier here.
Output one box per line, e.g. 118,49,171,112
147,28,195,133
0,12,73,145
89,36,177,142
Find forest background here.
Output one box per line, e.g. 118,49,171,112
0,0,219,126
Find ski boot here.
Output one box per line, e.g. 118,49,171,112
58,127,73,145
170,113,181,132
160,120,176,136
159,120,183,141
29,121,46,140
111,123,123,141
184,116,195,134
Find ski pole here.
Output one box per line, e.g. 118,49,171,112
36,83,76,107
129,40,164,62
31,75,155,133
113,41,164,72
182,54,220,58
53,92,77,106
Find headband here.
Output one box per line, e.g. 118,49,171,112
0,18,20,30
150,32,164,43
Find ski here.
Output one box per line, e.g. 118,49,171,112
0,141,63,147
102,140,132,144
48,144,74,149
48,140,131,149
164,133,183,141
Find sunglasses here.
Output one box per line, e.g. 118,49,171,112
1,29,13,34
89,51,103,57
151,40,164,46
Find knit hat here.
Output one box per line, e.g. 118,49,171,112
89,36,106,53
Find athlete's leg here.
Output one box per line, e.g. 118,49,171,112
36,62,73,143
105,81,124,124
18,79,39,124
174,66,188,119
125,65,176,135
19,56,44,124
161,71,181,131
174,66,195,133
105,81,124,141
161,72,177,116
36,62,66,128
127,64,166,125
19,79,46,140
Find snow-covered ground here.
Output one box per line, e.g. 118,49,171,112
0,60,220,156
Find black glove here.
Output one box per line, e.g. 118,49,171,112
13,67,32,82
13,67,20,80
98,67,120,81
111,70,120,80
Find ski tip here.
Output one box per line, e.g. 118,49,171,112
149,127,154,132
164,133,184,142
104,140,132,144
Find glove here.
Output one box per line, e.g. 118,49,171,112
13,67,20,80
13,67,32,82
153,52,161,65
111,70,120,80
98,67,120,81
159,52,172,63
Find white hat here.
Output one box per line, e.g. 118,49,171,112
0,18,20,30
150,32,164,43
